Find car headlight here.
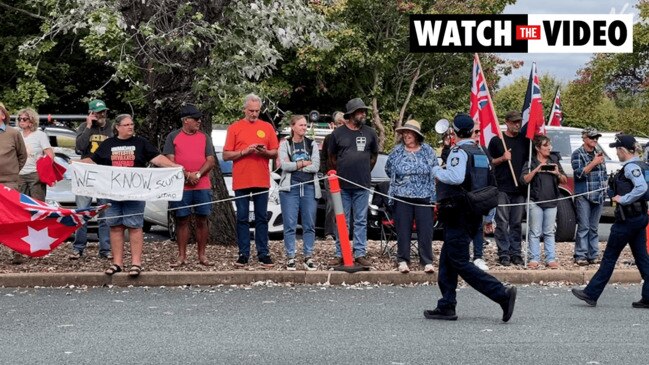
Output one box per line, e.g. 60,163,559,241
46,199,60,208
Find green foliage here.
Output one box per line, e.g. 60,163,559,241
493,73,562,121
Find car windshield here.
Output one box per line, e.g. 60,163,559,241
371,154,388,180
216,153,233,175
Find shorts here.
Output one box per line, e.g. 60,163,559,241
105,200,146,228
168,189,212,218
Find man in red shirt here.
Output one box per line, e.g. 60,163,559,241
223,94,279,268
164,104,216,267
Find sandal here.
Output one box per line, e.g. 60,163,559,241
105,264,122,276
128,265,142,277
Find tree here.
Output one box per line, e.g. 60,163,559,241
493,73,562,121
16,0,331,244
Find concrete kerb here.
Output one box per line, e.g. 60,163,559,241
0,270,642,288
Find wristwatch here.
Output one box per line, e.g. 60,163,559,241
196,172,202,178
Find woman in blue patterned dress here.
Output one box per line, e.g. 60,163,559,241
385,120,438,273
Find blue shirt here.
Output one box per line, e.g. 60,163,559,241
618,157,648,205
571,145,607,204
384,143,438,201
432,139,472,185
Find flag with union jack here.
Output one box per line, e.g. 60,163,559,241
547,87,563,127
0,184,107,257
469,53,500,147
522,62,546,139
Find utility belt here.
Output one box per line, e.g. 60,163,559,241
615,201,648,221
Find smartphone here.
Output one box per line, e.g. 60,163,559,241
255,144,265,150
540,164,555,171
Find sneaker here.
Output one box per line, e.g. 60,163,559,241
547,261,559,269
632,299,649,308
527,261,540,269
68,251,82,260
511,256,524,266
328,257,343,266
500,286,517,322
259,255,274,268
324,234,335,241
499,256,511,266
424,264,435,274
575,258,588,266
355,256,372,267
571,288,597,307
286,258,296,271
303,258,316,271
423,308,458,321
398,261,410,273
234,255,249,267
98,253,113,260
588,258,601,265
473,258,489,271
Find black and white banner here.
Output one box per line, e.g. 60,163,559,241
410,14,633,53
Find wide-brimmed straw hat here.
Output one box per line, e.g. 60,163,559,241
395,119,424,138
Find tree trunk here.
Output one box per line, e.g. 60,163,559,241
118,0,236,245
370,97,385,152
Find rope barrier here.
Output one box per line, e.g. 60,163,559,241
82,172,606,222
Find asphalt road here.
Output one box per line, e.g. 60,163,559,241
1,284,647,364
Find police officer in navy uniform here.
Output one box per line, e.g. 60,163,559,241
424,114,517,322
572,134,649,308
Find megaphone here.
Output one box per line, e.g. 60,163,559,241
435,119,450,134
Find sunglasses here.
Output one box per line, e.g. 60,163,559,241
18,117,31,122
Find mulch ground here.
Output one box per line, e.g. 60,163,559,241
0,237,638,274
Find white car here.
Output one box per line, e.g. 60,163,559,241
143,130,284,240
598,132,649,163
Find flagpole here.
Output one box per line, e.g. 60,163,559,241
475,54,519,188
545,86,560,126
524,140,532,267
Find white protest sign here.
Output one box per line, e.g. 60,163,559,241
70,163,184,201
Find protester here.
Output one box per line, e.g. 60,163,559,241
71,99,112,260
83,114,181,277
384,119,436,274
223,93,279,268
320,111,345,240
0,102,28,264
163,104,216,267
278,115,321,271
17,108,53,202
488,111,529,267
520,135,567,269
425,113,516,322
327,98,379,268
571,127,607,266
572,134,649,309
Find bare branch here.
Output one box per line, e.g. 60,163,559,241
0,1,46,20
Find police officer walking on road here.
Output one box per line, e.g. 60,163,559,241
424,114,517,322
572,134,649,308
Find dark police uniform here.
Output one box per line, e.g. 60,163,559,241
428,138,514,320
580,156,649,304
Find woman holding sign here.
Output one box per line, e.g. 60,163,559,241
81,114,182,277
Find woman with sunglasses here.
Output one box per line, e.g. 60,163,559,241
17,108,54,202
520,135,568,269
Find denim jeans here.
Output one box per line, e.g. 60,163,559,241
528,202,558,263
574,196,603,260
280,183,317,258
436,215,508,310
472,221,484,259
334,188,370,258
234,188,269,259
494,192,525,260
584,214,649,301
73,195,110,256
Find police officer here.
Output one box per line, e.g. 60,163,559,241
572,134,649,308
424,114,517,322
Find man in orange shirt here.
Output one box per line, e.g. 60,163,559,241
223,94,279,268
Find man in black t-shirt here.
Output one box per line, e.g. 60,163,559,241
327,99,378,268
487,111,530,267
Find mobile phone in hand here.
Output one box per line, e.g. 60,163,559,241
540,164,555,172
